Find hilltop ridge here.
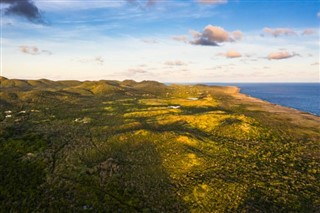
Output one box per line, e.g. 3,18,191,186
0,77,319,212
0,77,169,94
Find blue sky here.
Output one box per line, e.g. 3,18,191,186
1,0,319,82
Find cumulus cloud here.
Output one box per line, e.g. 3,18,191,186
190,25,243,46
190,30,202,38
217,50,241,58
318,12,320,18
1,0,44,23
263,27,296,37
267,51,297,60
19,46,52,55
225,50,242,58
164,60,187,66
302,29,316,35
191,38,218,46
197,0,228,4
198,26,230,42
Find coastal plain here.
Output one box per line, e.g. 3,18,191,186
0,76,319,212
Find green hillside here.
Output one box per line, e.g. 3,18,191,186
0,77,319,212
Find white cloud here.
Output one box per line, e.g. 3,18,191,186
4,28,319,82
302,29,316,36
263,27,296,37
19,45,52,55
190,25,243,46
225,50,242,58
267,51,297,60
172,35,188,42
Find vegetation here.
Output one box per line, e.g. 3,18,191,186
0,76,319,212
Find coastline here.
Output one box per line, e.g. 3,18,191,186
1,77,319,212
168,82,320,117
234,83,319,116
232,89,320,129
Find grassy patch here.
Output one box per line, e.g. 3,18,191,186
0,78,319,212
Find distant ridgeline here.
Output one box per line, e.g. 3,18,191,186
0,76,319,212
0,76,238,96
0,76,238,109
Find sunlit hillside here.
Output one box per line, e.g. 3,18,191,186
1,77,319,212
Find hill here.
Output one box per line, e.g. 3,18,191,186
0,77,319,212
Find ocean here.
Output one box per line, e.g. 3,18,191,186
205,83,320,116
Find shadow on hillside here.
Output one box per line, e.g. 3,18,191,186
42,134,190,212
94,140,189,212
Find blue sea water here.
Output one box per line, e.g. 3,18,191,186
205,83,320,116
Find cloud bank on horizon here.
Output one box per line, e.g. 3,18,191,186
1,0,319,82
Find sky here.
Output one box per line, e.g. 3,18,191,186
0,0,319,82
